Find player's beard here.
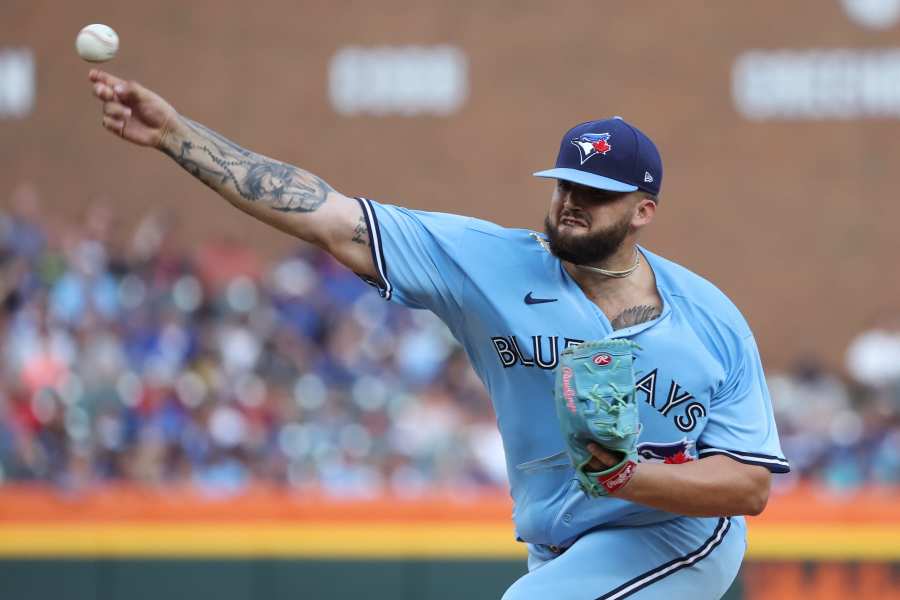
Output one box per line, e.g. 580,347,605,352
543,212,632,266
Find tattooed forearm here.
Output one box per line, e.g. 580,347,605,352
184,118,252,158
611,305,660,330
160,139,227,194
161,116,332,213
351,215,369,245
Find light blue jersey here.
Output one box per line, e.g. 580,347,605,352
356,198,789,552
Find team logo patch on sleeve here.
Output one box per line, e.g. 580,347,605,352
637,438,697,464
570,132,612,164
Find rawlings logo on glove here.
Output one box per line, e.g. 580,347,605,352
562,367,577,414
596,460,637,494
554,339,641,497
592,353,612,366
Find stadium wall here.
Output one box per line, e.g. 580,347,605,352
0,485,896,599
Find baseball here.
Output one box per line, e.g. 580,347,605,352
75,24,119,63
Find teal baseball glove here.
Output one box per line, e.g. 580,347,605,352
555,339,641,497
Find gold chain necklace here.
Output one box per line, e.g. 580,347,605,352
575,247,640,278
530,233,641,279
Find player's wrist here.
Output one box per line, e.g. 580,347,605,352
590,455,638,496
157,113,187,153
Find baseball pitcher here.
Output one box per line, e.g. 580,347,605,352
88,69,789,600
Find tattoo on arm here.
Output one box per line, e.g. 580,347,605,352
351,215,369,245
161,117,333,213
611,305,660,330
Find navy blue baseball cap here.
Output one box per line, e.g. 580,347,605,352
534,117,662,197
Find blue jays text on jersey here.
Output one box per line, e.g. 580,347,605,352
355,198,789,549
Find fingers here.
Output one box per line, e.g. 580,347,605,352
101,100,131,120
101,116,126,138
587,443,620,469
88,69,125,89
89,69,145,104
89,69,123,102
112,81,145,104
92,81,116,102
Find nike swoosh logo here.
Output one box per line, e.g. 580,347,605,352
524,292,558,305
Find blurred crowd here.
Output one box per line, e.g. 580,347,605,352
771,322,900,490
0,183,504,496
0,183,897,496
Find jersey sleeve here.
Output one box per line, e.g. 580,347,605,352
697,333,790,473
356,197,469,321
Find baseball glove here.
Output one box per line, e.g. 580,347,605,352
555,338,641,497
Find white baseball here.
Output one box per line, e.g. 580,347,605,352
75,24,119,63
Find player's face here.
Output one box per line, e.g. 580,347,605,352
544,180,639,265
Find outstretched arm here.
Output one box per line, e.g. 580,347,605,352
88,69,375,279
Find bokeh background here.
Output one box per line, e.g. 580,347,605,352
0,1,898,599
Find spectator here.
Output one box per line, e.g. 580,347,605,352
0,184,895,496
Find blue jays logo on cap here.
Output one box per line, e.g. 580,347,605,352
570,133,612,165
534,117,663,198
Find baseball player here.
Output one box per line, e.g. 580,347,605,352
89,69,789,600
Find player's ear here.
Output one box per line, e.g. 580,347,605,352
631,195,656,228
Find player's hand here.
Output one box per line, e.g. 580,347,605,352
587,443,622,471
89,69,180,149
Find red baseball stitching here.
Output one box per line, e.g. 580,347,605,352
82,29,116,50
